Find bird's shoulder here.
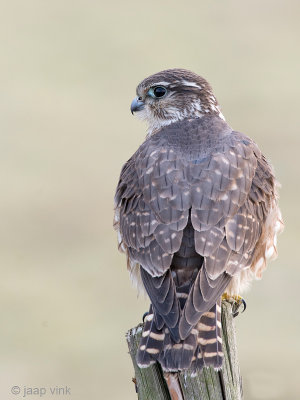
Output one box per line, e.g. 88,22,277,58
145,115,231,152
134,115,259,165
116,115,265,207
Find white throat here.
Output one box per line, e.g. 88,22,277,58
136,99,225,137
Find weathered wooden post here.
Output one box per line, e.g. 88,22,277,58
126,300,243,400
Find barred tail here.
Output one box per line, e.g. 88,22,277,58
158,327,197,372
137,305,197,371
137,301,223,372
136,305,164,368
191,300,223,372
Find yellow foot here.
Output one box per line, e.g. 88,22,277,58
222,293,246,317
222,293,242,302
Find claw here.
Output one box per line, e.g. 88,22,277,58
222,293,247,318
232,296,247,318
241,298,247,313
142,312,149,322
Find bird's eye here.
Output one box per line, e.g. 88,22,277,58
153,86,166,97
153,86,167,98
148,86,167,98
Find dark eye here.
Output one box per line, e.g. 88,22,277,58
153,86,167,98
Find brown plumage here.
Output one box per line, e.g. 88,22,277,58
114,69,283,372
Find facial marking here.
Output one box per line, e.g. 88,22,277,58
133,68,225,136
178,79,202,89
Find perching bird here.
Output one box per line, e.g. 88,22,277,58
114,69,283,373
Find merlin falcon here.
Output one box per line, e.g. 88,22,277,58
114,69,283,372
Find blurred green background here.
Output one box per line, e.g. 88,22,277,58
0,1,299,399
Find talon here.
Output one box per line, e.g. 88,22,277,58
232,296,247,318
142,312,149,322
241,298,247,313
222,293,246,317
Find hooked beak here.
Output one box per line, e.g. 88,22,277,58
130,97,145,114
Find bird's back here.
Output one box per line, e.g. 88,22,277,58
115,96,283,373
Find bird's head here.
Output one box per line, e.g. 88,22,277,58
130,69,225,136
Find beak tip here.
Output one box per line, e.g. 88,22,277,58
130,97,145,114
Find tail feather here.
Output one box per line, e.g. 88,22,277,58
197,300,223,369
137,306,198,371
137,300,224,372
190,345,204,373
159,327,197,371
136,306,164,367
136,218,225,372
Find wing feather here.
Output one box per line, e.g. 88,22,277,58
114,116,278,348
